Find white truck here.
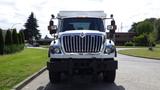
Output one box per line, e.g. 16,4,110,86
47,11,117,84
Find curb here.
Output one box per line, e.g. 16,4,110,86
118,52,160,60
12,66,47,90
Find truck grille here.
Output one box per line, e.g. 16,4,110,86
62,35,103,53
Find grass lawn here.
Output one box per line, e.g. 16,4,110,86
116,46,146,48
0,48,48,90
118,48,160,60
40,45,50,48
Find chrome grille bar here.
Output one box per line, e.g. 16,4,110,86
95,36,98,52
89,35,92,52
62,34,103,53
73,36,75,52
67,36,70,52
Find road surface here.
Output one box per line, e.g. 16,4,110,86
21,48,160,90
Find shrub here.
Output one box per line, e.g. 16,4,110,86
3,29,24,54
18,33,22,44
19,30,25,44
133,33,148,46
12,29,19,44
0,29,4,55
4,44,24,54
4,30,13,54
4,45,13,54
125,41,134,46
5,30,12,45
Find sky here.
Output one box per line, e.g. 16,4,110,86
0,0,160,38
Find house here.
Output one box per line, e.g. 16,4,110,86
107,32,136,45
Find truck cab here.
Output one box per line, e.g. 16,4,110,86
47,11,117,83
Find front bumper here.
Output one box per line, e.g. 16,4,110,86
47,58,118,73
50,53,116,59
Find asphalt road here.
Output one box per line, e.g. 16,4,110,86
21,48,160,90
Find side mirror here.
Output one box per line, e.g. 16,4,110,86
48,25,57,34
107,25,117,30
107,25,113,30
48,20,57,34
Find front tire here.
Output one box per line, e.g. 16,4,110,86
49,71,61,84
103,70,116,83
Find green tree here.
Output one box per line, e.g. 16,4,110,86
5,30,12,45
12,29,19,44
145,18,156,24
155,19,160,41
136,21,154,35
129,18,158,45
148,32,156,50
128,22,138,33
24,12,41,41
129,18,156,34
0,29,4,55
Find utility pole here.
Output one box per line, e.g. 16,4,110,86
120,22,123,32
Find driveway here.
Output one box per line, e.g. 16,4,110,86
21,48,160,90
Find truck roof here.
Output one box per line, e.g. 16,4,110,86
57,11,106,19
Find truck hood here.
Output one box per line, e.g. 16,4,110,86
58,30,105,36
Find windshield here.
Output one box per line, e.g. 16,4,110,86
61,18,105,32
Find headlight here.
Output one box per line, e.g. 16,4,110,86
54,48,61,53
105,48,112,54
50,46,61,54
104,45,115,54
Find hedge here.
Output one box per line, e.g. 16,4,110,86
4,44,24,54
5,30,12,45
0,29,25,55
125,41,134,46
12,29,19,44
0,29,4,54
